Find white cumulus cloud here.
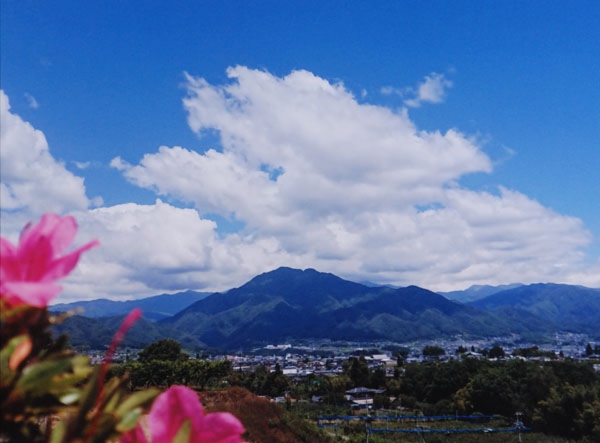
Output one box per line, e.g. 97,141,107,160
383,72,453,108
1,71,597,302
111,67,599,292
411,72,452,106
0,90,90,215
62,200,307,301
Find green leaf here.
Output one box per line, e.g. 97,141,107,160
116,408,143,432
16,358,73,395
0,335,25,386
71,354,93,375
49,420,67,443
46,357,92,394
48,372,91,394
70,365,102,436
98,376,126,413
115,388,159,417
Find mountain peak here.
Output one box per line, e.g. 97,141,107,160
244,267,350,291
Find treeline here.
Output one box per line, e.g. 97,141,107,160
110,359,232,390
340,357,600,441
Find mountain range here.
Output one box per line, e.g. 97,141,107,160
469,283,600,337
52,267,600,350
51,290,211,320
439,283,523,303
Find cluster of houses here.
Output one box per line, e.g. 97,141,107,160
222,352,394,376
83,339,600,410
85,333,599,374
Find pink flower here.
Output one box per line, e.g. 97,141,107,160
0,213,99,308
120,386,245,443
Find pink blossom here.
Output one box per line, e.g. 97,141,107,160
120,386,245,443
0,213,98,307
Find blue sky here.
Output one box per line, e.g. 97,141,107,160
1,1,599,301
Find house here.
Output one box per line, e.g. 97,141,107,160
371,353,394,365
345,387,385,409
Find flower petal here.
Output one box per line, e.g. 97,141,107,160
47,215,78,253
42,239,99,282
120,424,149,443
194,412,245,443
0,237,17,257
19,235,54,281
1,239,22,281
1,214,98,307
17,214,75,277
1,281,62,307
149,386,204,443
18,213,60,250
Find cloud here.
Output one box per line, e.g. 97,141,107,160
62,200,305,301
24,92,39,109
115,67,490,243
380,86,406,96
73,161,91,170
109,67,598,293
406,72,453,107
0,90,90,215
1,72,597,303
55,190,598,301
382,72,453,108
493,145,517,167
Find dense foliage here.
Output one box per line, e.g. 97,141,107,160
137,339,189,362
111,359,233,391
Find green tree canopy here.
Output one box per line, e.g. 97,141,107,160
455,345,468,355
137,338,188,362
422,345,445,358
489,345,506,359
586,343,594,356
344,356,370,387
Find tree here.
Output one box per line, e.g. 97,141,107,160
422,345,445,359
467,368,518,416
394,349,410,366
586,343,593,356
512,345,554,359
489,345,506,359
370,367,387,389
533,384,591,440
138,338,188,362
345,356,370,387
265,363,290,397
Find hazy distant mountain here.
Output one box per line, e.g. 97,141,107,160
161,267,540,348
440,284,523,303
357,281,401,289
53,314,206,350
51,290,211,321
469,283,600,338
